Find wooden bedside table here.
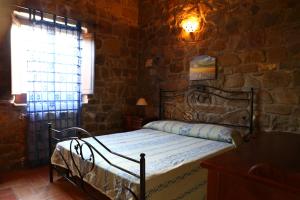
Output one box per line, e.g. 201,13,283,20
201,133,300,200
125,115,144,131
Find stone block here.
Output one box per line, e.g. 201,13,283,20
257,90,273,104
95,53,105,65
286,5,300,23
272,88,299,104
218,53,241,67
160,79,188,90
170,62,184,73
95,37,102,49
102,38,121,55
129,26,138,39
258,63,278,71
269,115,290,132
83,111,96,121
266,47,287,63
128,39,138,48
112,23,129,37
288,117,299,132
97,19,112,34
256,12,282,28
284,25,300,45
265,29,283,47
262,71,291,89
256,113,271,129
223,67,233,75
280,60,300,69
225,17,239,34
264,104,292,115
241,50,266,63
111,2,123,18
0,144,18,153
122,7,138,22
287,43,300,58
102,104,113,112
294,70,300,86
224,73,244,88
127,0,138,7
227,34,242,50
235,64,258,73
84,123,98,133
249,29,265,48
293,107,300,118
209,39,227,51
244,75,261,89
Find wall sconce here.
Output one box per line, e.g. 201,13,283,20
181,16,199,33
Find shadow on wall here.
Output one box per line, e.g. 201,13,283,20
0,0,13,41
0,0,15,100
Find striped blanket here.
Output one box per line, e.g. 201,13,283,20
51,125,236,199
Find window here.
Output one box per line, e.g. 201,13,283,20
11,10,94,103
10,9,94,165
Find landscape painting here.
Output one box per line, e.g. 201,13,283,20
189,55,216,80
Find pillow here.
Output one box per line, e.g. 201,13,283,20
143,120,242,146
143,120,188,135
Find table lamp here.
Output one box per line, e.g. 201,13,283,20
136,97,148,117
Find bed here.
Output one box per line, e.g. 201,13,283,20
48,84,254,200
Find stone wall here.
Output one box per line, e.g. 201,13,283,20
139,0,300,133
0,103,26,170
0,0,12,99
0,0,139,170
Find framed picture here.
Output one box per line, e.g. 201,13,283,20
189,55,217,81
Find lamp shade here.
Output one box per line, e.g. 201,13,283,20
136,97,148,106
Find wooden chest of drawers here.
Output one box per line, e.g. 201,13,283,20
201,133,300,200
125,115,144,131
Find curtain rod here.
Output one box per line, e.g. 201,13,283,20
13,4,81,30
13,4,80,21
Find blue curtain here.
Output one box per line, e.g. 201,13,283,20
22,18,82,165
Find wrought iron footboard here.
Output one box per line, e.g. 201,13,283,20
48,123,146,200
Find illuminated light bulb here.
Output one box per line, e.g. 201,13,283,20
181,16,199,33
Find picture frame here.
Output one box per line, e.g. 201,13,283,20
189,55,217,81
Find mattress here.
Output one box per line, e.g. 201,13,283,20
51,122,237,200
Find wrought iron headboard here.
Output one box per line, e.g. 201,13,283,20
159,84,254,136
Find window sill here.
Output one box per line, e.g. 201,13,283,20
10,95,27,107
12,102,27,107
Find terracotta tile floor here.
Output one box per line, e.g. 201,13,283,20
0,166,108,200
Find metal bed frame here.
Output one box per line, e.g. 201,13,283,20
159,84,254,136
48,125,145,200
48,84,254,200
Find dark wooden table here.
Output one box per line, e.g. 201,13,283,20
125,115,144,131
201,133,300,200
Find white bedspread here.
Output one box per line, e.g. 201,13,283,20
51,128,234,200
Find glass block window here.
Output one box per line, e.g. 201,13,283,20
25,25,81,129
11,11,83,165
